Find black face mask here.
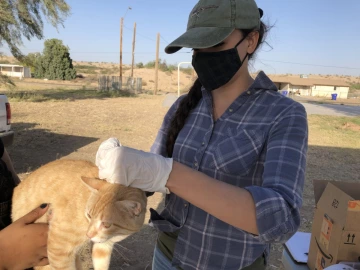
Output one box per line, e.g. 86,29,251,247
192,36,249,92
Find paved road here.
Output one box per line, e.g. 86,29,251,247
162,94,360,117
301,102,360,117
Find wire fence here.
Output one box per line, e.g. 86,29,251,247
98,76,142,94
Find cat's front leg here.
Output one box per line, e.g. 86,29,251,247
46,247,77,270
92,241,114,270
46,229,77,270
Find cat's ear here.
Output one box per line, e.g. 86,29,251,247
81,176,106,192
116,200,142,217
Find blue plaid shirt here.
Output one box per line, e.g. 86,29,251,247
150,71,308,270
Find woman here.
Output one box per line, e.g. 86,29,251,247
96,0,308,269
0,138,49,269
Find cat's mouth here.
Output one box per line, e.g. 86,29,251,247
90,236,108,243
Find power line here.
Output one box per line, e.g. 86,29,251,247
14,47,359,70
160,35,170,45
123,25,153,42
119,6,172,46
124,24,162,43
118,4,164,45
123,24,168,44
123,7,132,19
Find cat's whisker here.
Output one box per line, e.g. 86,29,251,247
115,243,133,253
113,248,130,263
111,245,130,262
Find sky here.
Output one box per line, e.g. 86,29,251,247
4,0,360,76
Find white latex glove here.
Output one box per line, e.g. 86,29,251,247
95,138,173,194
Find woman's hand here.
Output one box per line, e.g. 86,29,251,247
96,138,173,194
0,204,49,270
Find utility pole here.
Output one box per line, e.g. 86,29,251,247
155,33,160,95
119,17,123,80
131,22,136,78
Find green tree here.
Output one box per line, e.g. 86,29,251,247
0,0,70,60
21,53,41,73
35,39,76,80
0,0,70,84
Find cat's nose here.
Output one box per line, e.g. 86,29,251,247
86,230,96,239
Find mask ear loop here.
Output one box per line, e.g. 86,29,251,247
241,53,249,63
234,34,248,48
233,34,250,63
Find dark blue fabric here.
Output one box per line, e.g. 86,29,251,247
152,245,179,270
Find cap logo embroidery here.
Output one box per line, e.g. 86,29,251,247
191,5,219,18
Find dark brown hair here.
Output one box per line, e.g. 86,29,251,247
165,21,271,157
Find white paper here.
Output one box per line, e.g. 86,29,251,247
285,231,311,263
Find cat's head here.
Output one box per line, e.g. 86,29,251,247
81,176,147,243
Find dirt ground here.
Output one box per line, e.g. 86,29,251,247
9,95,168,269
7,94,360,269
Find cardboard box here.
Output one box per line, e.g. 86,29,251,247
308,180,360,270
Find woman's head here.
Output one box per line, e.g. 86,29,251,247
165,0,269,92
165,0,271,157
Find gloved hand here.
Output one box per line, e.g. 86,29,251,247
95,138,173,194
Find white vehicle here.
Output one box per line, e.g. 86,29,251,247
0,94,14,146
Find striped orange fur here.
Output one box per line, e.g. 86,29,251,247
11,159,147,270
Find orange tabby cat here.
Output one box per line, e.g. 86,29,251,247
11,159,147,270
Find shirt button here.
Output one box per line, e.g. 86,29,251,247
184,204,188,208
229,108,233,112
194,162,198,167
202,142,205,146
247,91,251,95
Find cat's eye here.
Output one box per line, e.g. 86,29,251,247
102,222,112,229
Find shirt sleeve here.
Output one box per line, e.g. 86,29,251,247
150,95,185,157
244,102,308,244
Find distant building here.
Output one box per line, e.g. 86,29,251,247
269,75,350,99
0,64,31,78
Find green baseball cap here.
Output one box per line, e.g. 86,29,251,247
165,0,263,54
